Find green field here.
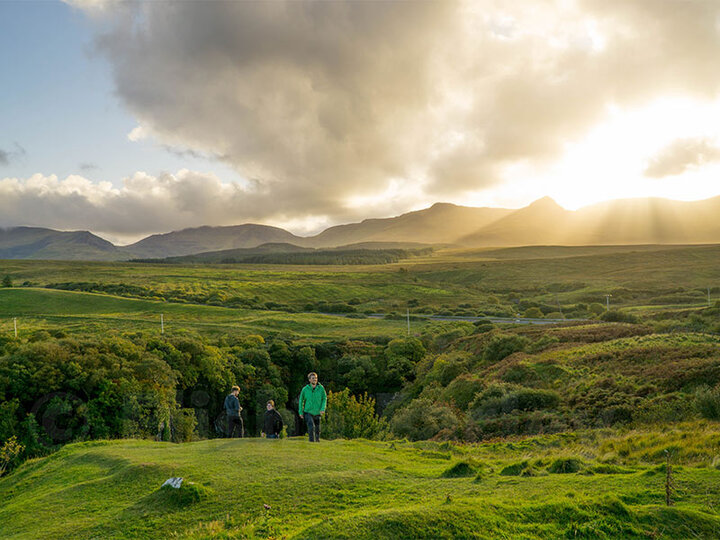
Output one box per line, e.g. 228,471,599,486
3,244,719,321
0,288,423,340
1,245,720,538
2,424,720,539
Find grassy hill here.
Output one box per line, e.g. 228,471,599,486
1,427,720,539
4,243,720,322
0,227,122,260
0,288,420,339
122,224,307,259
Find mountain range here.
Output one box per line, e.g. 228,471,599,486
2,195,720,260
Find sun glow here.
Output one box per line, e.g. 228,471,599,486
463,97,720,211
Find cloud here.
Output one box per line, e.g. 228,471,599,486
0,143,26,166
0,170,354,241
127,125,148,142
645,137,720,178
79,162,99,172
64,0,720,223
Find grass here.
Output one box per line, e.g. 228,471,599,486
0,288,421,340
3,243,720,319
1,423,720,538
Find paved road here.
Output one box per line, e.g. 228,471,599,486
357,313,587,325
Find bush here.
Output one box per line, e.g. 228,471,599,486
526,335,560,354
483,334,529,364
390,399,458,441
523,307,544,318
323,389,386,440
0,436,24,477
500,460,531,476
441,460,477,478
470,384,560,418
548,457,584,474
425,352,472,387
1,275,12,288
600,310,638,323
696,385,720,420
441,375,485,410
171,408,198,443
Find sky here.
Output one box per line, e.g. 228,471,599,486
2,0,720,245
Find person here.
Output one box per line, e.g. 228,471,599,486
298,372,326,442
262,400,284,439
224,385,243,438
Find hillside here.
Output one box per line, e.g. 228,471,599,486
0,227,122,260
308,203,512,247
4,196,720,260
121,224,307,259
460,196,720,247
142,243,433,265
1,431,719,539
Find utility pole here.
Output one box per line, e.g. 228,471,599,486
13,317,17,339
605,294,612,311
406,308,410,337
161,313,164,335
708,287,712,306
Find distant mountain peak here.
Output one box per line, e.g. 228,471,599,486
526,196,564,209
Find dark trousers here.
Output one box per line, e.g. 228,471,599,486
227,415,243,438
304,413,321,442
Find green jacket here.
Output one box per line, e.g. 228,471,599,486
298,383,327,416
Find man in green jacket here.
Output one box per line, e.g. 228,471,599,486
298,372,327,442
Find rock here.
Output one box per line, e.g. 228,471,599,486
162,477,183,489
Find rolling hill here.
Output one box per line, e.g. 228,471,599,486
307,202,512,247
1,429,719,539
4,196,720,260
120,224,307,259
0,227,122,260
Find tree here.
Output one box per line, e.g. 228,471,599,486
1,275,12,288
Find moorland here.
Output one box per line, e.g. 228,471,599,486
1,243,719,538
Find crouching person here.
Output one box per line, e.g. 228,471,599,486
262,400,284,439
298,372,326,442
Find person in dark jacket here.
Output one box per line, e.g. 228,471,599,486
262,400,284,439
224,385,243,438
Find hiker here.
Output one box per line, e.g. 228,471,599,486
298,372,327,442
224,385,243,438
262,400,284,439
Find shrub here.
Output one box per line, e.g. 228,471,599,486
548,457,584,474
390,399,459,441
1,275,12,288
425,352,472,387
323,389,387,440
470,384,560,418
523,307,544,318
441,460,477,478
500,460,531,476
600,310,638,323
695,385,720,420
483,334,529,364
0,436,24,477
526,335,560,354
171,408,198,443
441,375,485,410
